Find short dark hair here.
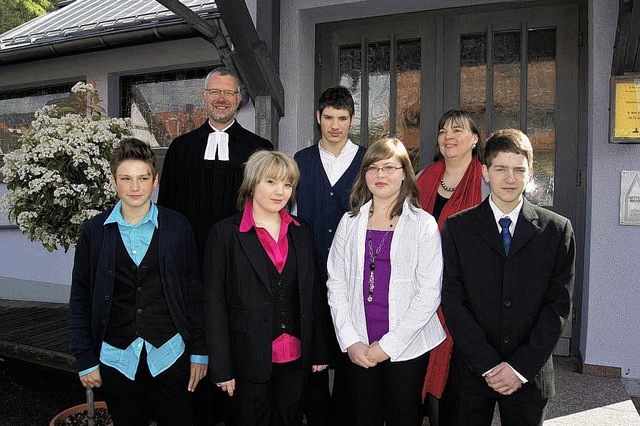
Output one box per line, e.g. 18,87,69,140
110,138,157,178
434,110,483,162
484,129,533,168
316,86,355,116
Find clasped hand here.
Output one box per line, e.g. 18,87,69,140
485,362,523,395
347,341,389,368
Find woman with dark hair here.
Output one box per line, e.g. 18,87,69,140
417,110,486,425
327,137,445,425
203,150,329,425
418,110,485,228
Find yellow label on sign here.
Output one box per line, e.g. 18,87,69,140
615,81,640,138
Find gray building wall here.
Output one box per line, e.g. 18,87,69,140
583,0,640,381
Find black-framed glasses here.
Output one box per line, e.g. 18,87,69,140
203,88,239,98
365,166,404,175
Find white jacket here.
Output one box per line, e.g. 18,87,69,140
327,199,446,362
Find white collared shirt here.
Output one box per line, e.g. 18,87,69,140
318,139,359,186
488,195,524,236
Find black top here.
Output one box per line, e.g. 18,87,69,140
433,192,450,223
157,121,273,255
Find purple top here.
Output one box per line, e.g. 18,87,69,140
363,229,392,343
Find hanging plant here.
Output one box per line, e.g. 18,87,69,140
0,81,132,252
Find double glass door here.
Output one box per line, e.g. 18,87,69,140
317,2,579,354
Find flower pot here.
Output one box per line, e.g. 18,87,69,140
50,401,112,426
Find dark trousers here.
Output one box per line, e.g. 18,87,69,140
444,390,548,426
347,351,430,426
100,351,192,426
192,380,231,426
304,352,353,426
232,359,305,426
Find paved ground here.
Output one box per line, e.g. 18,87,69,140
0,356,100,426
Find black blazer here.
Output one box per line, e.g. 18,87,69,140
203,212,329,384
441,198,575,401
69,206,206,373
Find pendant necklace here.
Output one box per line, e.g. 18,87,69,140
367,211,394,303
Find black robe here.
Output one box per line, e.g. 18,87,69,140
157,121,273,255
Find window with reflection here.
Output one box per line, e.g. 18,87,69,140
526,28,556,206
460,28,557,206
368,41,391,143
120,68,211,148
460,34,487,140
493,31,521,130
339,39,422,169
339,45,363,145
396,39,421,169
0,83,76,156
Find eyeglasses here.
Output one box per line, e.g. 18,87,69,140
365,165,404,175
203,88,239,98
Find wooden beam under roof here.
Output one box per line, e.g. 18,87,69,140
154,0,284,117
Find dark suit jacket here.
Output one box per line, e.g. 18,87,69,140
203,212,330,384
441,197,575,401
69,206,206,373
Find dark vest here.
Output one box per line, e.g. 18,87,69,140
295,145,365,280
104,229,178,349
264,235,300,340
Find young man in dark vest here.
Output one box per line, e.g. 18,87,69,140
69,138,207,426
294,86,365,425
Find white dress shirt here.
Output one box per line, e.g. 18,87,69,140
318,139,359,186
327,199,446,362
485,194,528,383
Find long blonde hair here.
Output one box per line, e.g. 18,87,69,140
349,138,420,218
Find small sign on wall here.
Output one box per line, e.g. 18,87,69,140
620,171,640,225
610,75,640,143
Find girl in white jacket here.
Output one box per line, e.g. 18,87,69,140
327,137,445,425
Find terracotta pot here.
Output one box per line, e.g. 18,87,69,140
49,401,111,426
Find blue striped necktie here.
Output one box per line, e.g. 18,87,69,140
499,217,512,255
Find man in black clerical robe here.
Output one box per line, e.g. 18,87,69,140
158,67,272,255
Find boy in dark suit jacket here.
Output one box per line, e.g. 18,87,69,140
69,138,207,426
441,129,575,426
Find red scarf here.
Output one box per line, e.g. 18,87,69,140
418,157,484,230
417,157,483,399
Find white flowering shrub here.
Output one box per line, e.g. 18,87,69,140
0,82,132,252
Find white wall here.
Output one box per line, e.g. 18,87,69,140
583,0,640,380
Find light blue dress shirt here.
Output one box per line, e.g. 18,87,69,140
79,201,207,379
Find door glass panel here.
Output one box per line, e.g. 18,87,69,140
396,39,422,169
493,31,521,130
460,34,487,140
526,28,556,206
368,41,391,144
339,45,363,145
